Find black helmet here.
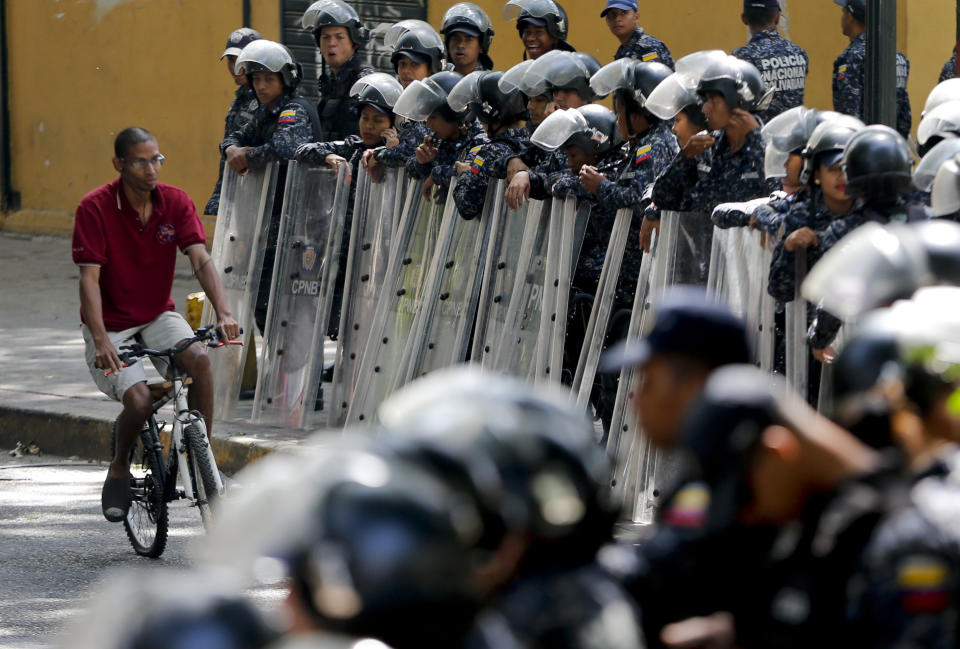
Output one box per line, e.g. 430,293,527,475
350,72,404,117
799,115,864,184
394,70,466,123
235,40,303,91
532,104,622,156
302,0,370,48
834,0,866,23
447,71,527,127
386,21,446,74
441,3,495,69
697,56,773,113
592,59,673,123
524,50,597,102
842,125,914,200
503,0,575,52
220,27,262,61
378,367,619,572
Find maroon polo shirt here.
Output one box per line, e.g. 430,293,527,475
72,177,206,331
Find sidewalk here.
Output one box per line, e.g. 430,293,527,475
0,232,311,475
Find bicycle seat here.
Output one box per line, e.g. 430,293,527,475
147,377,193,401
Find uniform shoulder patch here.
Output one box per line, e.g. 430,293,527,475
635,144,653,164
897,555,952,614
469,144,484,155
661,482,710,528
641,52,660,62
470,155,485,174
278,109,297,124
837,64,848,81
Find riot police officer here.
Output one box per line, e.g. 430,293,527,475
832,0,911,138
732,0,808,124
440,3,495,75
503,0,575,59
205,27,262,216
302,0,374,142
601,0,673,68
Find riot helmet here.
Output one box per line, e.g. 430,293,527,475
503,0,575,53
799,116,865,184
448,71,527,128
644,50,727,120
235,40,303,91
381,20,446,74
917,99,960,156
532,104,622,156
761,106,819,179
350,72,403,119
441,3,495,69
220,27,263,61
834,0,866,24
522,50,597,102
914,138,960,192
591,58,673,105
697,55,773,113
842,125,914,201
931,152,960,218
922,78,960,118
394,70,466,123
302,0,370,48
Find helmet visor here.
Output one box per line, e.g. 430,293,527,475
913,138,960,192
762,106,817,153
531,108,588,152
503,0,560,21
590,59,631,99
302,0,355,29
764,141,791,179
447,71,486,114
931,153,960,217
443,3,493,32
645,73,699,120
380,20,442,51
499,60,536,94
350,72,403,107
918,100,960,146
235,40,290,74
801,222,930,320
524,50,584,97
394,78,446,122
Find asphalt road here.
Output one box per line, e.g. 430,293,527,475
0,451,283,649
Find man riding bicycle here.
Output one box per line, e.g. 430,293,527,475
72,127,240,523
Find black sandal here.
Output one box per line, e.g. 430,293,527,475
101,474,132,522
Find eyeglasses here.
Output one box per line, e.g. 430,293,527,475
122,154,166,170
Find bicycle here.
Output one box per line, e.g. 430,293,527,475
106,324,242,557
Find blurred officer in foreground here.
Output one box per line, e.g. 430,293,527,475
205,27,262,216
832,0,911,138
441,3,495,75
503,0,575,59
303,0,375,142
939,47,957,82
665,364,959,649
602,0,673,69
378,367,644,649
732,0,808,124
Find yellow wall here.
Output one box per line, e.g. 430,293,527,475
1,0,280,235
3,0,958,235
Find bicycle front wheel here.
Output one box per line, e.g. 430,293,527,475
114,417,169,558
183,422,219,529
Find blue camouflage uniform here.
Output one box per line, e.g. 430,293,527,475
833,34,912,139
939,48,957,82
521,148,569,202
614,27,675,70
732,28,809,124
595,121,679,216
372,118,430,168
653,127,779,216
807,199,929,349
206,85,259,215
453,126,531,219
405,121,489,200
317,54,375,142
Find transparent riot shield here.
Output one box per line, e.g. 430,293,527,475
327,166,401,427
536,196,590,384
573,208,632,407
706,226,728,298
670,212,714,286
816,324,844,415
471,181,530,367
398,180,492,382
346,179,445,424
201,164,279,421
491,199,550,379
605,227,679,525
251,163,349,428
784,249,809,402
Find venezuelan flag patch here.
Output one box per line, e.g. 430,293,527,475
278,109,297,124
661,482,710,528
470,156,485,175
635,144,653,164
898,556,952,614
641,52,660,62
837,65,848,81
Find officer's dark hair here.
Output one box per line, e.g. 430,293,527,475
743,7,779,29
680,103,709,131
614,89,660,129
114,127,156,159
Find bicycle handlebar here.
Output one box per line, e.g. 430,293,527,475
103,325,243,376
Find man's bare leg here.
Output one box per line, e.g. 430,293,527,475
176,342,215,436
110,381,153,478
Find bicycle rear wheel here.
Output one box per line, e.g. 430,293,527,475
114,417,169,558
183,421,219,529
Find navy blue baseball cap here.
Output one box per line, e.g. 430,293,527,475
600,0,638,18
743,0,781,9
599,286,751,373
221,27,263,61
834,0,866,23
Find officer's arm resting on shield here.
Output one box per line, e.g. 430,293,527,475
245,104,315,167
186,244,239,341
652,153,700,212
222,120,257,174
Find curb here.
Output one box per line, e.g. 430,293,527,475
0,400,301,476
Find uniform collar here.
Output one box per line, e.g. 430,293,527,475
326,54,363,81
752,27,780,41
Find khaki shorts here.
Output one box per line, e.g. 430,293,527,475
82,311,197,401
